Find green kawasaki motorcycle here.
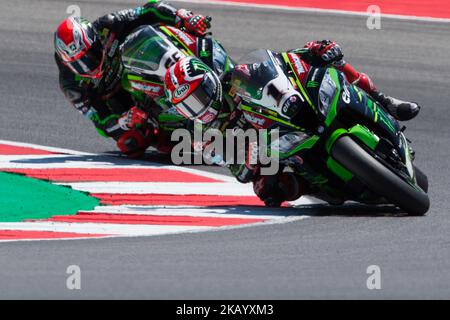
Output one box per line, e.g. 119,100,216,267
120,24,233,142
231,49,429,216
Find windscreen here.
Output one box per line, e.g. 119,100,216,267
121,25,181,78
232,49,279,101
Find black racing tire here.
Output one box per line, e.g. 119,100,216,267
331,136,430,216
414,165,429,193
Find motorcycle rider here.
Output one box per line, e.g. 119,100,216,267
165,40,422,206
54,0,211,157
118,20,235,155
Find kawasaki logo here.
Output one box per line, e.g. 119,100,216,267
174,84,190,99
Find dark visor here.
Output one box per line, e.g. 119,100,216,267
68,40,104,77
176,74,218,120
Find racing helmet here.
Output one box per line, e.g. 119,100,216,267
165,56,222,124
54,16,105,78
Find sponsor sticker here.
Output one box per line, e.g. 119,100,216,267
243,112,266,127
282,95,298,114
289,53,305,75
174,84,190,100
130,81,163,97
172,28,195,46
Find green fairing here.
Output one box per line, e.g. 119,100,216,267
326,157,353,182
376,105,397,133
355,87,363,102
323,125,380,181
348,125,380,150
281,136,319,159
324,129,354,181
364,94,396,133
158,113,185,123
240,104,303,131
121,71,133,93
326,128,347,154
366,96,374,118
326,125,379,155
224,56,231,73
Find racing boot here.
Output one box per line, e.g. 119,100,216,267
370,90,421,121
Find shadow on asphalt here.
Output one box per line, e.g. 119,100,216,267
290,203,405,217
12,150,218,167
11,151,171,166
121,203,405,218
214,203,404,218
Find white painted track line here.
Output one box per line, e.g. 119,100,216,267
86,205,296,219
0,222,212,236
58,181,259,195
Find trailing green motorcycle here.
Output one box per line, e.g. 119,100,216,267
231,49,429,216
119,24,234,150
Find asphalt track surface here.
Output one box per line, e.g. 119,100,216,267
0,0,449,299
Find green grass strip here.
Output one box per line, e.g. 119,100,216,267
0,172,100,222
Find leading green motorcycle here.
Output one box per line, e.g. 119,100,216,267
231,49,429,216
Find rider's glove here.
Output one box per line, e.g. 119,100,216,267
118,106,148,131
304,40,344,65
175,9,211,37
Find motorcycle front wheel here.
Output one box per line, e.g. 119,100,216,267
331,136,430,216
